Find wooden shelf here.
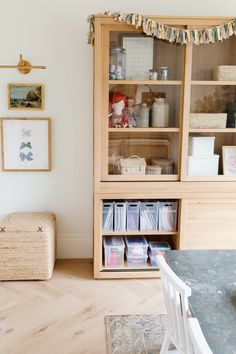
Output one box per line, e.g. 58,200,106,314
189,128,236,133
184,175,236,181
101,260,160,275
108,128,180,133
191,80,236,85
97,269,160,279
103,231,178,236
109,80,182,85
106,175,179,181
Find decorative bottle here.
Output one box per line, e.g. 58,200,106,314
151,98,169,127
109,47,126,80
138,103,149,128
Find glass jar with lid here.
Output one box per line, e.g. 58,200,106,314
109,47,127,80
137,103,149,127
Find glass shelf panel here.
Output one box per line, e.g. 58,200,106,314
109,31,184,81
192,35,236,81
109,84,181,129
108,131,179,179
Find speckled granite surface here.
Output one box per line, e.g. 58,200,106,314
165,250,236,354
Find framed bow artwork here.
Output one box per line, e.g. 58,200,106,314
0,118,51,171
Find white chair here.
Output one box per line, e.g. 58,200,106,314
157,255,192,354
188,317,213,354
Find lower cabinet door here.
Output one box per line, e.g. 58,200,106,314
181,199,236,249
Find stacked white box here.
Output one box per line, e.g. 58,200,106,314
188,155,219,176
188,136,215,156
188,136,219,176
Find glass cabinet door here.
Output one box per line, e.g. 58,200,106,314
101,27,185,181
185,35,236,180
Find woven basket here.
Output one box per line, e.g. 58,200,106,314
119,155,146,175
190,113,227,129
146,165,162,175
0,212,56,280
214,66,236,81
151,159,174,174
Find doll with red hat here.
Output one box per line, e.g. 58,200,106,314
109,92,132,128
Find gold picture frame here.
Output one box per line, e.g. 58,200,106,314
1,117,51,171
222,146,236,176
8,83,44,110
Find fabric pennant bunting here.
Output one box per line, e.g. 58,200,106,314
87,12,236,46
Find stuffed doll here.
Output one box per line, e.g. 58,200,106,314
109,92,131,128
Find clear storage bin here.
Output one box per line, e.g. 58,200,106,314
140,202,158,231
149,251,158,267
149,241,171,257
126,252,148,267
103,236,125,268
124,236,148,256
127,202,140,231
159,201,177,231
114,202,127,231
102,202,113,231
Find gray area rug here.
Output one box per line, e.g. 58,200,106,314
105,314,167,354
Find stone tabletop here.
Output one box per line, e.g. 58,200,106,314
165,250,236,354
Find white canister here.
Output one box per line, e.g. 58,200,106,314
151,98,169,127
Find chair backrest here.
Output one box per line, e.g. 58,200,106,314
188,317,213,354
157,255,192,353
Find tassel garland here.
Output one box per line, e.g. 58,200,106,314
87,11,236,46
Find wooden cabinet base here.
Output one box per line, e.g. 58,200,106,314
180,199,236,250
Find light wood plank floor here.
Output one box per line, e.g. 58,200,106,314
0,260,165,354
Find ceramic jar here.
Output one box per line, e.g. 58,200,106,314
151,98,169,127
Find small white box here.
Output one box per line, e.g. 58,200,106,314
188,155,219,176
188,136,215,156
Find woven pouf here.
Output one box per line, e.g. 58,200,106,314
0,212,56,281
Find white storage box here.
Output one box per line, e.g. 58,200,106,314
103,236,125,268
189,113,227,129
188,136,215,156
124,236,148,256
188,155,219,176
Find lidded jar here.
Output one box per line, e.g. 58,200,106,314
151,98,169,127
109,47,126,80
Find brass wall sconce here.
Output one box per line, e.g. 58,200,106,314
0,54,46,74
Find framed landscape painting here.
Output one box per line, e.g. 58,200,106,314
8,84,44,110
1,118,51,171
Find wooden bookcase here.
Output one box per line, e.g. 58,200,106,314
93,15,236,279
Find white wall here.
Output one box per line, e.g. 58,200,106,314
0,0,235,258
